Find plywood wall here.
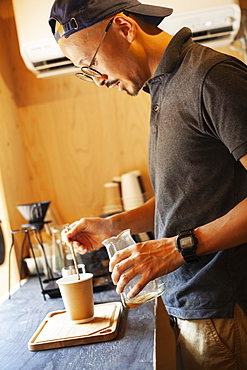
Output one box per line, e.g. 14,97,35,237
16,78,152,223
0,0,37,297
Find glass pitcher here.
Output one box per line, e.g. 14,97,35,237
102,229,165,308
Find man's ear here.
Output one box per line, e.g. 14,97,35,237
113,15,136,43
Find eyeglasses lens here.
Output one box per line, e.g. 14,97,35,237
75,67,102,82
75,72,93,82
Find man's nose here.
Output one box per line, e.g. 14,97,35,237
93,74,107,87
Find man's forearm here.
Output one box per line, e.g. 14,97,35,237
107,197,155,236
195,197,247,255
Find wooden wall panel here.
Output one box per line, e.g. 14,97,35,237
0,0,36,297
17,80,152,222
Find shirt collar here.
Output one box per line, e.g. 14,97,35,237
143,27,192,93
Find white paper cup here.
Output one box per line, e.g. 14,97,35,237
122,194,145,211
104,182,122,207
56,273,94,324
121,173,144,200
123,200,144,211
61,264,85,277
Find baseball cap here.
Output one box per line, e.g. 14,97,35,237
49,0,173,42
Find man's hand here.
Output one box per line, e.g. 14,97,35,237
61,217,113,254
109,237,184,299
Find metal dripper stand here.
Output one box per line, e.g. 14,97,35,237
8,201,61,300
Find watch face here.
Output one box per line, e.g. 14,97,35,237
180,235,193,248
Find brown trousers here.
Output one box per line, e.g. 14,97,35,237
172,304,247,370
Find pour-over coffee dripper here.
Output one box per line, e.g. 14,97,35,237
16,201,51,230
13,201,58,299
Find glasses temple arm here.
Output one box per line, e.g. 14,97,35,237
88,18,114,68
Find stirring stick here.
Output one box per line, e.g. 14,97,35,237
69,242,80,280
64,226,80,280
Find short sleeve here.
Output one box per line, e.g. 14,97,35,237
202,58,247,161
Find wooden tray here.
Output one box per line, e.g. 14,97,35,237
28,302,122,351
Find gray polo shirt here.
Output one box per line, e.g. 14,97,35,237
145,28,247,319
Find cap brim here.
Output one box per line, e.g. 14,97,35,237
126,3,173,26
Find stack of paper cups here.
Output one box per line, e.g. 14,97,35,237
121,172,145,211
103,182,123,215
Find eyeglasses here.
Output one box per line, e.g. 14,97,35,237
75,18,114,82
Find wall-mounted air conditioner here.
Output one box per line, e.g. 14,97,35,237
12,0,241,78
12,0,79,78
146,0,241,48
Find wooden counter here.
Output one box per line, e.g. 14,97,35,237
0,277,155,370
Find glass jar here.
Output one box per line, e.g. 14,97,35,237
103,229,165,308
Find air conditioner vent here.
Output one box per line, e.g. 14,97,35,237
192,26,233,43
32,60,79,79
33,57,70,68
192,26,233,38
35,63,74,72
32,57,75,71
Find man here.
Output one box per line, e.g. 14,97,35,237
49,1,247,368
